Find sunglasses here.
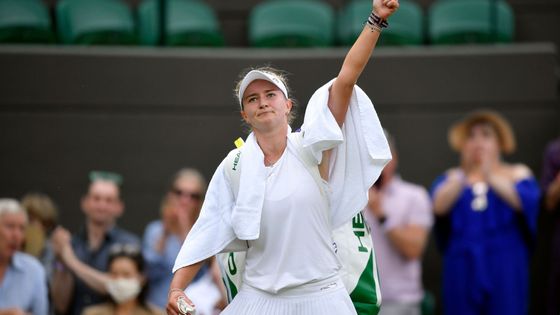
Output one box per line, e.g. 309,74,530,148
171,188,202,201
109,243,141,256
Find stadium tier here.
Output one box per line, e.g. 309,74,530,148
0,0,526,46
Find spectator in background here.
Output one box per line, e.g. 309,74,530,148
530,137,560,315
81,243,164,315
51,171,140,315
431,111,540,315
143,169,226,313
21,192,59,278
143,169,206,308
540,137,560,315
0,198,48,315
364,131,432,315
541,137,560,211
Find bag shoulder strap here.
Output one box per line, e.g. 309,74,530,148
225,134,324,196
224,138,244,198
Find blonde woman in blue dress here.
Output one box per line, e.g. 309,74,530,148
166,0,398,314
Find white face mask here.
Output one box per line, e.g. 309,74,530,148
106,278,142,304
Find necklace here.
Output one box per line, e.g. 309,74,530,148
471,181,488,211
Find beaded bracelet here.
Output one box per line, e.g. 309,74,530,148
366,11,389,32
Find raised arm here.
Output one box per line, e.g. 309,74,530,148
318,0,398,180
328,0,399,126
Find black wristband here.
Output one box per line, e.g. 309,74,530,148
366,11,389,32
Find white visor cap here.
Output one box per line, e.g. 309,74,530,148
237,70,289,109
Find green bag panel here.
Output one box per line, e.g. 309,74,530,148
349,250,381,315
137,0,224,47
338,0,424,46
56,0,136,45
354,301,381,315
0,0,54,43
429,0,515,44
421,290,436,315
249,0,335,47
224,274,239,302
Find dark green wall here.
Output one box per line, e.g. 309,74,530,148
1,43,558,312
1,42,557,233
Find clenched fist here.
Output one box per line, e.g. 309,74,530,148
374,0,400,20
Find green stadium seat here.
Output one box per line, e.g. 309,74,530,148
0,0,55,43
380,0,424,45
56,0,136,45
137,0,224,46
337,0,367,46
338,0,424,46
428,0,515,44
249,0,335,47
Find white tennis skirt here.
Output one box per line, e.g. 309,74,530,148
220,275,357,315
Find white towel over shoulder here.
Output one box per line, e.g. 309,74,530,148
301,78,391,228
173,79,391,272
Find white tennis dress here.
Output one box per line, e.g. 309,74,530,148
221,140,356,315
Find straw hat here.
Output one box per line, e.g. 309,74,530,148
448,110,516,154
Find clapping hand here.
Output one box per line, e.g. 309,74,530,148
51,227,71,259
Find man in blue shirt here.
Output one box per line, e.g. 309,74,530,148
0,199,48,315
51,172,140,315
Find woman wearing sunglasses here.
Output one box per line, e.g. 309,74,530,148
142,169,213,309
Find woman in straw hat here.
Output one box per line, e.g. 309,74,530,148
431,110,540,315
165,0,399,314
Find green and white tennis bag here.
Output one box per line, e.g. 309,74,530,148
217,137,382,315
